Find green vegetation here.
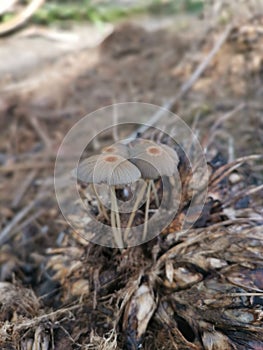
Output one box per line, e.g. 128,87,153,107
150,0,204,15
33,1,146,25
0,1,205,26
31,0,205,25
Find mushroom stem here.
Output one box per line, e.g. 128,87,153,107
110,192,116,228
143,180,152,241
101,202,110,222
110,186,123,248
91,183,109,221
124,181,148,242
150,179,159,207
113,187,121,230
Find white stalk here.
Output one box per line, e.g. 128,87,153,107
150,179,159,207
110,186,123,248
143,180,152,241
124,181,147,242
91,183,109,221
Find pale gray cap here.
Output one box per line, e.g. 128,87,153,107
75,154,141,186
129,139,179,179
101,142,129,158
161,144,179,167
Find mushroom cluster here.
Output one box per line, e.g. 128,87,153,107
74,139,179,247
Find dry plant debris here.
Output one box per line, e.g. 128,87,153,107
0,10,263,350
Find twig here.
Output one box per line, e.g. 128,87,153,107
27,115,52,151
18,26,79,43
209,154,262,186
229,292,263,297
13,304,82,332
223,184,263,208
0,161,53,172
0,193,48,245
127,25,233,140
11,169,38,208
171,23,233,105
34,107,81,120
0,0,45,36
203,103,246,151
206,129,235,162
14,208,45,237
127,99,174,141
211,103,246,133
0,203,34,244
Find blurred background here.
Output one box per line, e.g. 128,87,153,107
1,0,263,162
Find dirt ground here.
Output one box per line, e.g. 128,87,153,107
0,8,263,350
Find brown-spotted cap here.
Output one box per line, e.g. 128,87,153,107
75,154,141,186
129,139,179,179
102,142,129,158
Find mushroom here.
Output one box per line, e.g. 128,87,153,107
129,139,178,179
102,142,132,202
76,153,141,248
73,155,109,221
102,142,129,158
125,139,179,240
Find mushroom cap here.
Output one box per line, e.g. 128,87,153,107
129,139,178,179
75,154,141,186
72,155,98,183
161,144,179,166
101,142,129,158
